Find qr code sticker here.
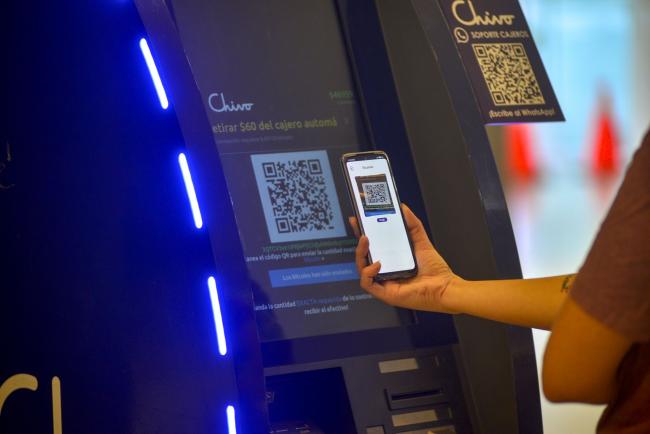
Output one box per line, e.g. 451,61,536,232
251,150,345,243
362,182,390,205
472,43,545,106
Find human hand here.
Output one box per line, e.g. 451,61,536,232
351,204,459,314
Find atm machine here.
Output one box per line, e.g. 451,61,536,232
2,1,542,433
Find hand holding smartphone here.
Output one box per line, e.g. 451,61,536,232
341,151,417,280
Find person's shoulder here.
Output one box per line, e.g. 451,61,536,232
623,130,650,187
638,130,650,158
569,128,650,342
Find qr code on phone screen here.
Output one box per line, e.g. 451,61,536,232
251,150,345,243
362,182,390,205
473,43,545,106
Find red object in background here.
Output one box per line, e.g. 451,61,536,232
591,99,621,174
506,123,537,179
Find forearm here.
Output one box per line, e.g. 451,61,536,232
444,274,575,330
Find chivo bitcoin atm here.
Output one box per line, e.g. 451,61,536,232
2,0,548,433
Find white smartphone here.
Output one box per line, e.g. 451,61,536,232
341,151,417,280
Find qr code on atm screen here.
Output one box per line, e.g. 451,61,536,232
473,43,546,106
362,182,390,205
251,151,345,243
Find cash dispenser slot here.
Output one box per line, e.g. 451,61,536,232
386,387,447,410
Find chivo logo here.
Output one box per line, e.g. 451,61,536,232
208,92,254,113
452,0,516,26
0,374,63,433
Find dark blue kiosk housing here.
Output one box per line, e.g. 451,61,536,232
2,1,542,433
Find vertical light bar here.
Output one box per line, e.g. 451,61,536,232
178,153,203,229
208,276,228,356
139,38,169,109
52,377,63,434
226,405,237,434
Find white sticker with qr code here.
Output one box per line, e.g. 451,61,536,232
251,150,346,243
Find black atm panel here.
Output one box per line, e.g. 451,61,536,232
162,1,472,432
133,0,543,432
265,346,472,433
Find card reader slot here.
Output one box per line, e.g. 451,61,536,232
386,387,447,410
391,389,443,401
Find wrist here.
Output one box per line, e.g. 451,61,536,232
440,274,464,315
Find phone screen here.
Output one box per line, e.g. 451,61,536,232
345,155,416,275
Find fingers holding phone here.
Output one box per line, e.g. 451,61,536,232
354,226,458,313
341,151,418,281
342,152,458,313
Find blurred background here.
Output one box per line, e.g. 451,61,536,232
487,0,650,433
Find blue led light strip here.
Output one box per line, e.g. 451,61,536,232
139,38,169,109
178,153,204,229
208,277,228,356
226,405,237,434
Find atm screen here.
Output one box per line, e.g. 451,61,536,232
171,0,414,341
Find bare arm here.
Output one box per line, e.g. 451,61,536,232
355,204,573,330
542,297,631,403
445,274,574,330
